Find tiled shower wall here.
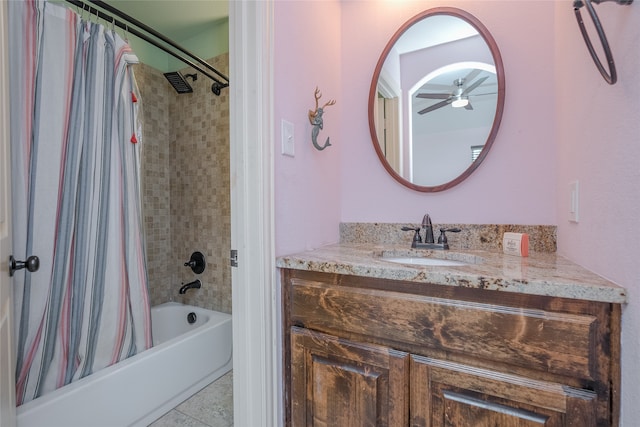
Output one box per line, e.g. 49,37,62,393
136,54,231,314
135,62,172,306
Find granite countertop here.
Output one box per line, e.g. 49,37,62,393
276,243,627,304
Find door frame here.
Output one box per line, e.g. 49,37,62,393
0,0,17,425
229,1,279,426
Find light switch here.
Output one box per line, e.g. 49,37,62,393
281,119,295,157
569,180,579,223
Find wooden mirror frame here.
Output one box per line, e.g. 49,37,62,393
368,7,506,192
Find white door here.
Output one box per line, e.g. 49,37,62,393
0,1,16,425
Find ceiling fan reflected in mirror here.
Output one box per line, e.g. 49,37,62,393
416,69,493,114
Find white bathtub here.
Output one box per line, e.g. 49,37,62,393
16,302,232,427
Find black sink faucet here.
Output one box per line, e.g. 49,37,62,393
401,214,461,250
422,214,435,244
179,279,202,294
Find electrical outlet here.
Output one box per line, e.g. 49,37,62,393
569,180,579,223
281,120,295,157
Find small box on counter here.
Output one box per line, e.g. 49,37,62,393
503,232,529,257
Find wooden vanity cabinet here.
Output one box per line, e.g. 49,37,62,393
282,269,621,427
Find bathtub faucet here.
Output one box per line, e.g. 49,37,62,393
179,279,202,294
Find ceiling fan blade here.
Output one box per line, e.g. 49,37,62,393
418,99,451,114
462,76,489,95
464,102,474,110
469,92,497,97
464,68,481,83
416,93,451,99
421,82,453,91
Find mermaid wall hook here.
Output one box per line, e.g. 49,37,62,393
308,87,336,151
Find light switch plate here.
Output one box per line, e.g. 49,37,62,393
281,119,295,157
569,180,579,223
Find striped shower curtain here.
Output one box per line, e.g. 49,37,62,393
8,0,152,405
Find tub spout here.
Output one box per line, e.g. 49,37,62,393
179,279,202,294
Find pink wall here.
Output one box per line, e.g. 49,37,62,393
274,0,343,255
275,0,557,256
339,1,556,225
554,1,640,423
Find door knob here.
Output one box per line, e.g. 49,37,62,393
9,255,40,277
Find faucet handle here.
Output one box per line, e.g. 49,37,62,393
184,251,206,274
437,228,462,247
401,226,422,248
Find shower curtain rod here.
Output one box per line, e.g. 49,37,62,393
64,0,229,93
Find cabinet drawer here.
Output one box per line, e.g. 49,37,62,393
291,278,597,380
411,355,597,427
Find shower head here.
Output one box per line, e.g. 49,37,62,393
163,71,195,94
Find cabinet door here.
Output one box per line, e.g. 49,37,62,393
291,327,409,427
410,355,597,427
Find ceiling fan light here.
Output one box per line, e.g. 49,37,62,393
451,97,469,108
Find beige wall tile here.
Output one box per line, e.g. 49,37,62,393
136,54,231,314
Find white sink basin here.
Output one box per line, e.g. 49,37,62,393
382,257,468,267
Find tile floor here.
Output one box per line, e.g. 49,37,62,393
149,371,233,427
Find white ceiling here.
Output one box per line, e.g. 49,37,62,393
393,14,478,55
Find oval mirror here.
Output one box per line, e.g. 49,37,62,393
368,7,505,192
